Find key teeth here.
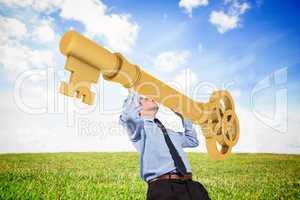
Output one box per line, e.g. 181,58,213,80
76,87,95,105
60,82,74,97
60,56,100,105
60,82,95,105
83,92,95,105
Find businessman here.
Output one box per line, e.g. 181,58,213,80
119,91,211,200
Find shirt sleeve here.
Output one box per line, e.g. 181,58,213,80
180,119,199,148
119,91,144,142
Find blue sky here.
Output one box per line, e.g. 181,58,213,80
0,0,299,154
17,0,300,104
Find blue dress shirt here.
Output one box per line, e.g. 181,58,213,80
119,91,199,182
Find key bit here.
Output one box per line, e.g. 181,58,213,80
59,56,100,105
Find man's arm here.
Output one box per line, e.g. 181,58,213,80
172,109,199,148
181,119,199,148
119,91,143,142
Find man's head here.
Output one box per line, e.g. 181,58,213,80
139,96,159,118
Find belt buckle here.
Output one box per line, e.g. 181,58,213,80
148,177,158,185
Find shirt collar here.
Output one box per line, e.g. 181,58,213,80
142,116,155,122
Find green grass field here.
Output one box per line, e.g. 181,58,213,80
0,153,299,200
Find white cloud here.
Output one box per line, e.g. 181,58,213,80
0,15,56,44
0,5,60,83
0,16,27,43
59,0,139,53
231,89,242,98
226,0,250,15
0,43,55,79
234,104,300,154
1,0,139,52
0,76,299,154
174,68,198,94
0,0,63,12
0,82,137,153
209,11,239,33
209,0,250,33
0,16,55,81
154,50,190,72
31,0,63,12
179,0,209,17
0,0,32,7
31,19,56,43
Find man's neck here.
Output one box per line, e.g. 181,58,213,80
140,110,155,120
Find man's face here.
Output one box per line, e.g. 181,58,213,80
140,96,158,112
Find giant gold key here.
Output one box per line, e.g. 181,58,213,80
59,30,240,160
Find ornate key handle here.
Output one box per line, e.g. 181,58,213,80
59,30,240,160
202,91,240,160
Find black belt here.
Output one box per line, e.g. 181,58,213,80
148,172,193,185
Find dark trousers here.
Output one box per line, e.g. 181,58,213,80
146,179,211,200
